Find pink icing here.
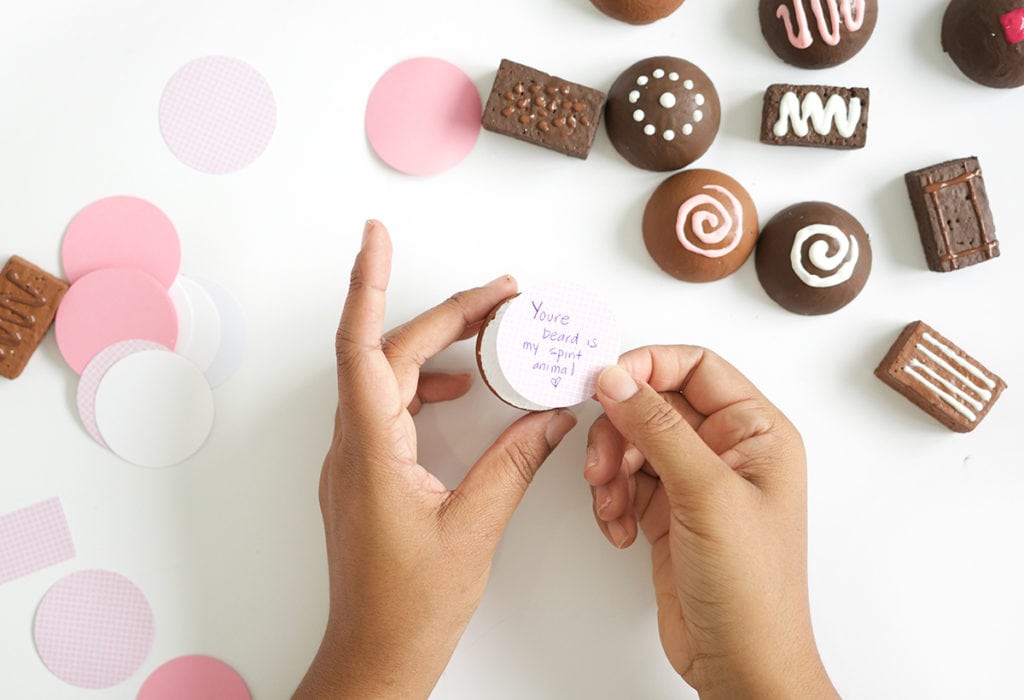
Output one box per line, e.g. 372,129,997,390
776,0,866,49
676,185,743,260
1001,9,1024,45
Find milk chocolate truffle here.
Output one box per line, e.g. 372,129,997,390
755,201,871,315
642,169,759,282
590,0,685,24
759,0,878,69
942,0,1024,88
606,57,720,171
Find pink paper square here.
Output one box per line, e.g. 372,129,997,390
0,498,75,585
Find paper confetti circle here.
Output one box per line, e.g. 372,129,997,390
61,195,181,288
365,57,482,176
192,276,246,387
160,55,277,174
172,275,222,372
138,655,251,700
495,282,620,408
94,350,215,468
34,569,154,689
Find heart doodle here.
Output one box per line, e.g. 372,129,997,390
550,377,562,388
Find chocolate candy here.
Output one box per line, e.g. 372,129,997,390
605,56,720,171
590,0,685,24
761,84,869,149
642,169,759,282
942,0,1024,88
1,256,69,379
755,201,872,315
481,59,606,159
904,156,1000,273
875,321,1006,432
759,0,878,69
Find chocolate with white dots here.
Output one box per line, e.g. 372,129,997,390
605,56,721,171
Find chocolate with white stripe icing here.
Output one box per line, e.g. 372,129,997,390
875,321,1006,432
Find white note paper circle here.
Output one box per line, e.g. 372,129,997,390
192,276,246,387
495,282,620,409
94,350,215,468
174,276,222,372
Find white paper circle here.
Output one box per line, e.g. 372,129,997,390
174,276,222,372
191,277,246,387
94,350,215,468
495,282,619,408
169,279,195,353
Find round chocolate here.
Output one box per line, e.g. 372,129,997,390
759,0,878,69
642,169,759,282
590,0,685,25
942,0,1024,88
755,201,871,315
605,57,720,172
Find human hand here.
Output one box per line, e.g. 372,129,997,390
295,221,577,699
584,346,838,699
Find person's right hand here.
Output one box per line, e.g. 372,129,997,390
584,346,838,699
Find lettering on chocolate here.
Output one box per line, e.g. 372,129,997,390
776,0,866,49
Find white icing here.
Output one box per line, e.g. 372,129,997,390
659,92,677,109
789,224,858,288
676,184,744,259
922,332,997,390
653,68,665,78
663,130,676,141
669,72,680,81
904,365,977,422
695,93,705,106
683,79,694,90
772,90,862,139
681,124,694,136
628,90,640,104
644,124,656,136
633,109,645,122
637,75,649,86
908,359,984,412
693,110,703,123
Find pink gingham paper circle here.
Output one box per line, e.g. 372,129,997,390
159,56,276,174
34,569,154,689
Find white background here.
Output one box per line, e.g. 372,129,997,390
1,1,1022,698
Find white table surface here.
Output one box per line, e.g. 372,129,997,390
2,1,1022,698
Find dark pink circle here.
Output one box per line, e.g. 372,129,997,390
62,196,181,288
138,655,250,700
365,57,482,176
55,268,178,374
33,570,154,689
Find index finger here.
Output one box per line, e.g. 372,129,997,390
616,345,766,419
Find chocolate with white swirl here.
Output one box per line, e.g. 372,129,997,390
642,169,759,282
755,201,872,315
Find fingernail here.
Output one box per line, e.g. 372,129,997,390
362,220,376,247
599,365,638,403
584,446,599,473
608,519,629,549
485,274,512,288
595,486,612,517
545,409,577,449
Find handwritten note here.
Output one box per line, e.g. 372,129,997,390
495,282,619,408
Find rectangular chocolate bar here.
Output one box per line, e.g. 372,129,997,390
0,256,68,379
761,84,869,149
482,58,606,159
875,321,1006,432
904,157,999,272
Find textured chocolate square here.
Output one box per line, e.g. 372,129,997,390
482,59,606,159
761,84,869,149
0,256,68,379
904,157,999,272
875,321,1006,432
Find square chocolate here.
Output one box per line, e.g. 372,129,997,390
482,59,606,159
904,156,999,272
875,321,1006,432
1,256,68,379
761,84,869,149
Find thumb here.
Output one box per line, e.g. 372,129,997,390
446,409,577,536
595,365,732,509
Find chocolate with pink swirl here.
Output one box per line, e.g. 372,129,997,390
759,0,878,69
643,169,759,283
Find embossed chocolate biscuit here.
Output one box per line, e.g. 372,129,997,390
761,84,869,149
0,256,69,379
904,157,999,272
875,321,1006,432
481,59,606,159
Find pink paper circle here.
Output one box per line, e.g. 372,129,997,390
365,57,482,175
76,340,169,447
138,655,250,700
160,55,277,174
34,570,154,689
55,268,178,374
62,196,181,288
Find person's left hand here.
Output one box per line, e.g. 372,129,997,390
295,220,577,699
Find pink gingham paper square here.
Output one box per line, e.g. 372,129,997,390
0,497,75,585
